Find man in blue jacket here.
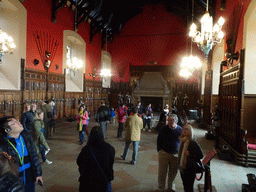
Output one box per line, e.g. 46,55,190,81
0,116,43,192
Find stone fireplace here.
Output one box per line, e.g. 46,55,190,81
133,72,170,111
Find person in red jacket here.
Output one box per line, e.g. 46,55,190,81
117,104,127,139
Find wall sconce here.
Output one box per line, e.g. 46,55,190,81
55,64,59,70
147,61,157,66
89,68,112,80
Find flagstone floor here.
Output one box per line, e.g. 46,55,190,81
35,119,256,192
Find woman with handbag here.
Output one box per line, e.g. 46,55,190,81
76,104,89,145
77,126,115,192
178,124,204,192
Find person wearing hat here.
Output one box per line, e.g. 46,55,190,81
0,116,43,191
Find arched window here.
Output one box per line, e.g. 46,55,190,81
0,0,26,90
101,51,112,88
63,30,85,92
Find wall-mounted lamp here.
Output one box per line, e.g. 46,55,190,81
147,61,157,66
89,68,112,80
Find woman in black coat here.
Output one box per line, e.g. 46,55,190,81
178,124,204,192
77,126,115,192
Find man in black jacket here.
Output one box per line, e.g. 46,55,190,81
21,103,37,132
95,101,111,139
0,116,43,192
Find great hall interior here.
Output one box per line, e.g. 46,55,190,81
1,0,256,189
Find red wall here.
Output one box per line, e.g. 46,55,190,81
23,0,102,80
108,4,190,83
215,0,252,65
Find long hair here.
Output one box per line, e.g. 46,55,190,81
78,104,86,112
182,124,193,139
87,126,104,146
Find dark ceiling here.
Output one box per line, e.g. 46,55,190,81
53,0,219,44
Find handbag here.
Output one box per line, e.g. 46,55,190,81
191,160,205,181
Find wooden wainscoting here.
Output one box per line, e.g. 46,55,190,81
243,95,256,132
0,61,110,120
0,91,22,119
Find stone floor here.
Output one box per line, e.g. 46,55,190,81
35,119,256,192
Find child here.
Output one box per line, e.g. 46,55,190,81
76,104,89,145
110,107,116,124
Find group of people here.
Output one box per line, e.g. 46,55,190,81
76,100,204,192
0,99,57,191
157,114,204,192
0,98,204,192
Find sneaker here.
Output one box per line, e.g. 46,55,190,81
120,154,126,160
45,159,52,164
143,128,146,131
45,149,50,155
131,160,136,165
148,129,151,133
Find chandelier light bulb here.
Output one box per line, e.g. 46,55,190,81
217,30,224,39
190,23,197,31
213,24,220,32
77,60,83,69
10,42,16,49
218,17,225,26
179,68,191,78
67,58,72,68
100,69,111,77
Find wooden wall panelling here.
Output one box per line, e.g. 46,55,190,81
243,95,256,132
218,49,246,155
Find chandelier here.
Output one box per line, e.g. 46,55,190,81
66,57,83,71
179,55,202,79
100,68,111,77
189,0,225,57
0,29,16,63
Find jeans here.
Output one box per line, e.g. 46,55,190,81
117,122,124,138
145,119,151,130
41,146,46,162
79,131,85,143
100,121,108,138
122,140,139,162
